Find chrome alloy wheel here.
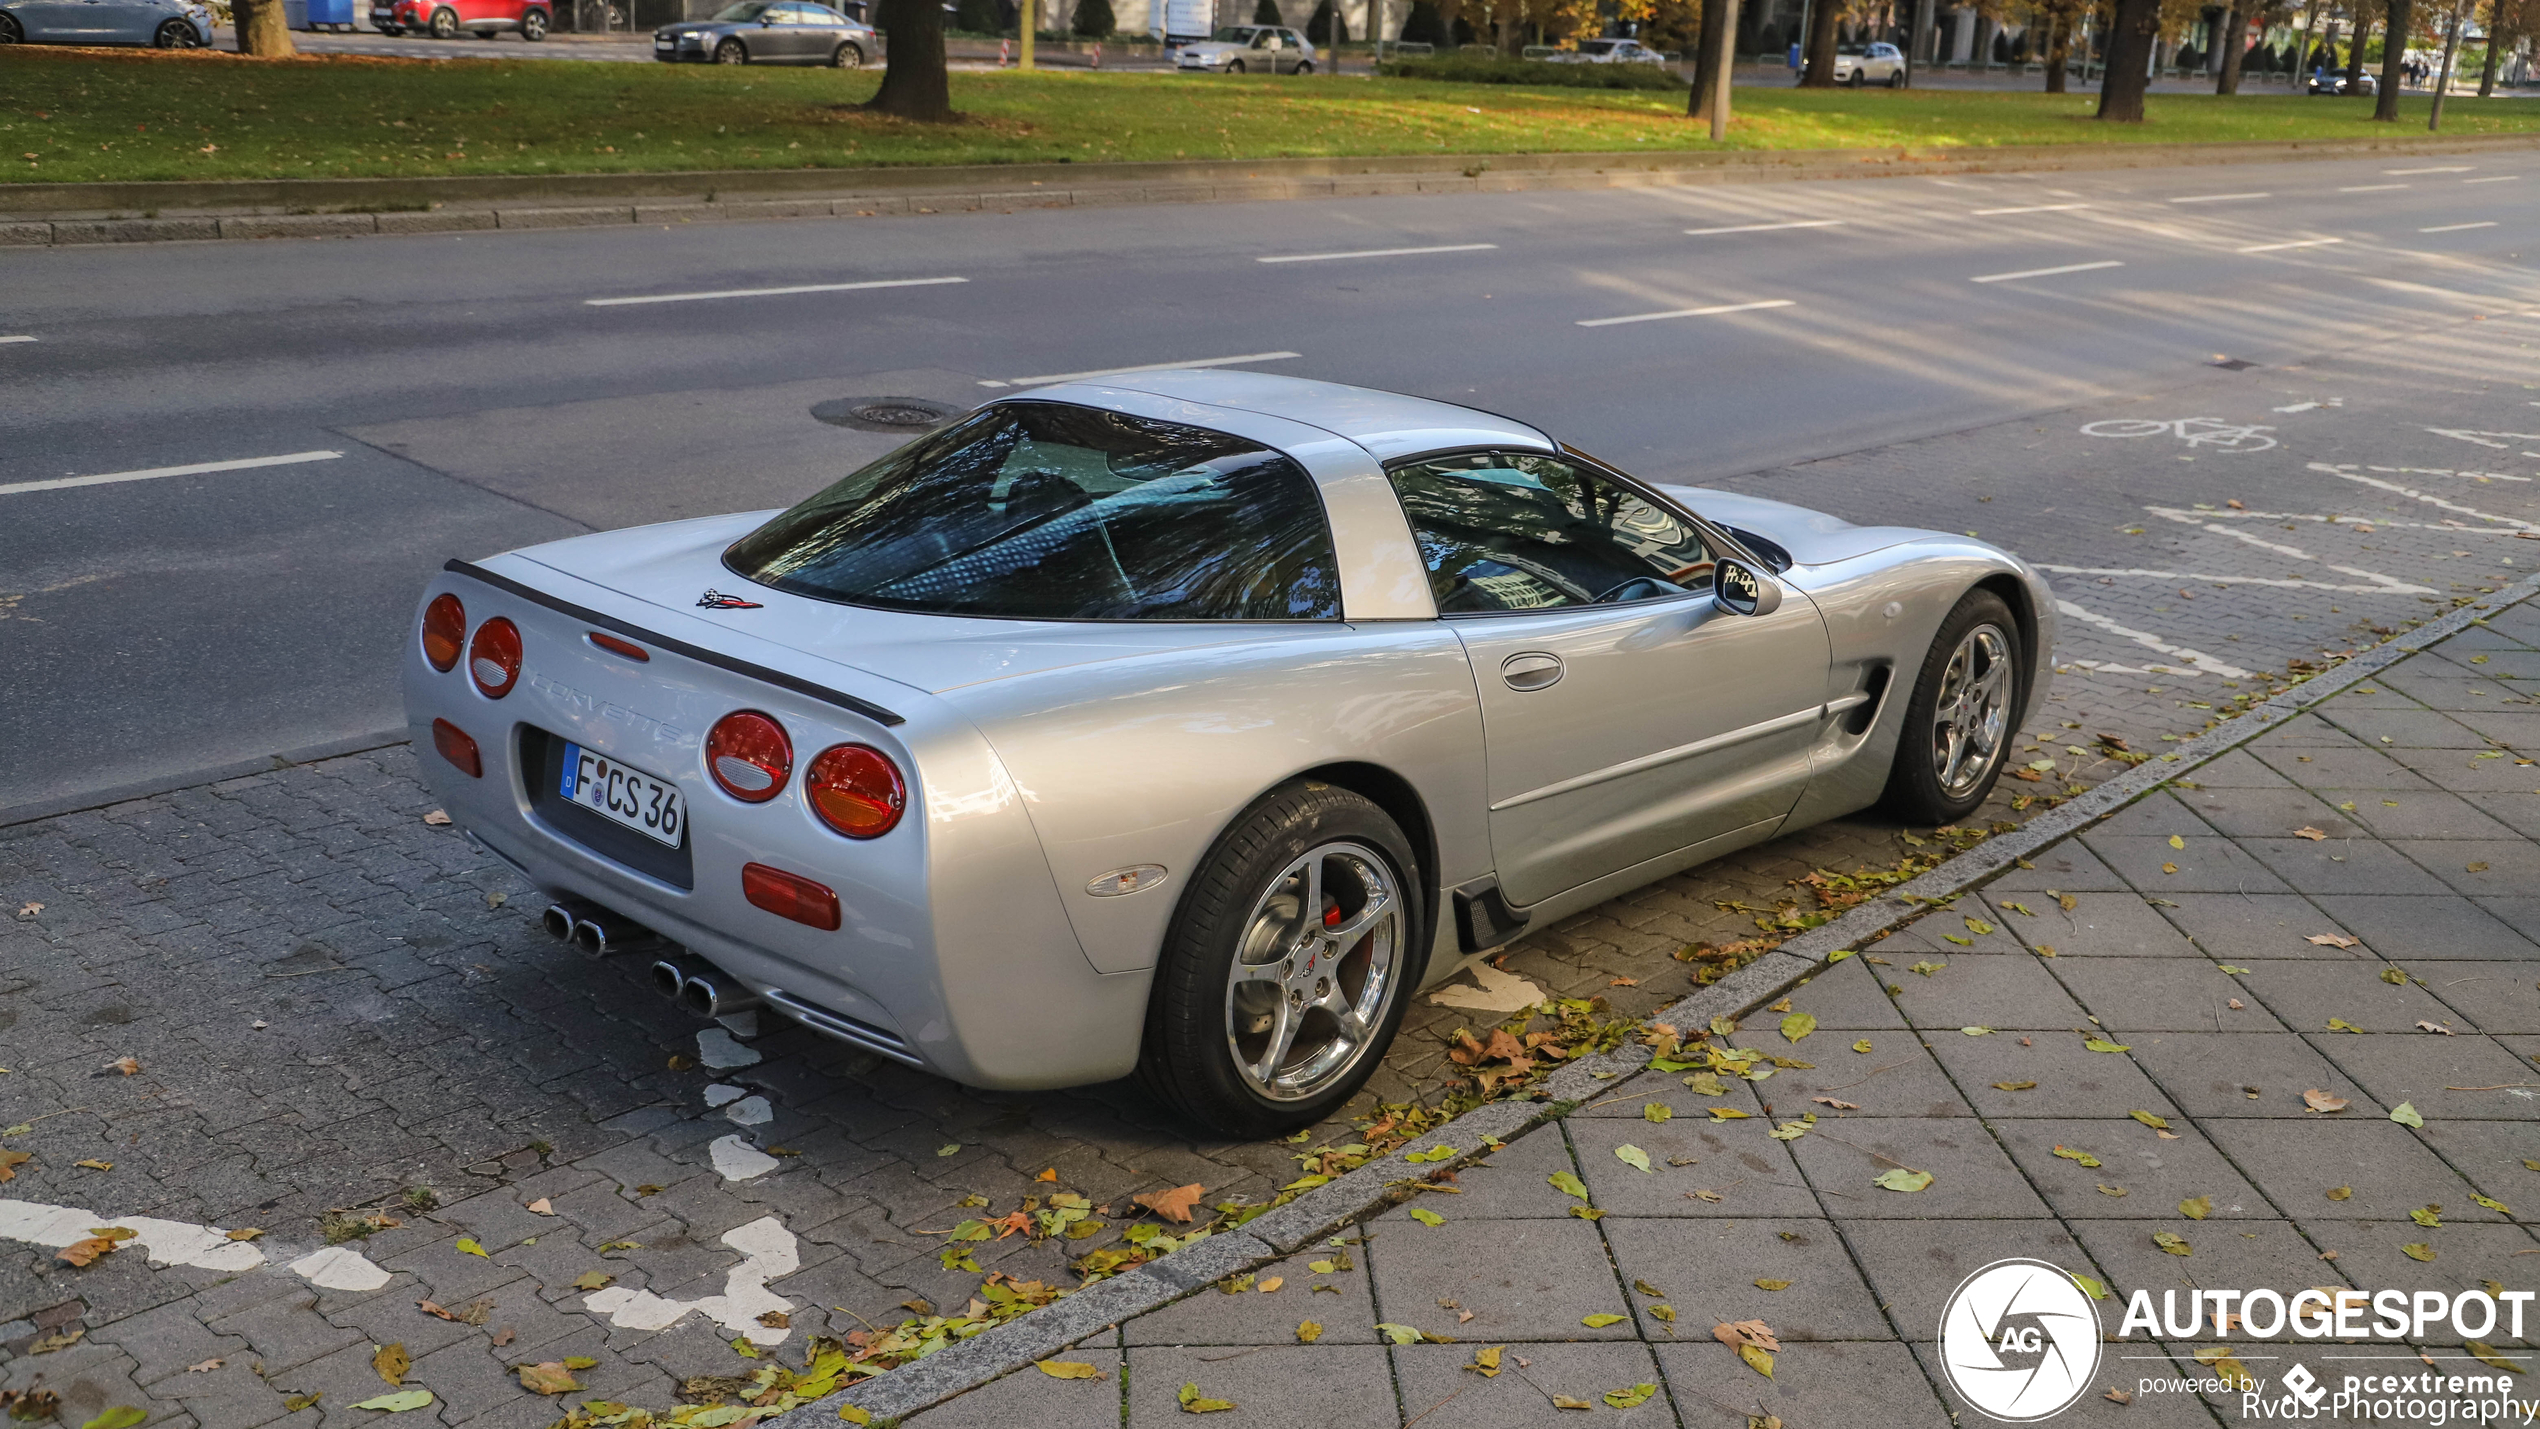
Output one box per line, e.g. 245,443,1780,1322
1931,622,2014,800
1223,840,1401,1102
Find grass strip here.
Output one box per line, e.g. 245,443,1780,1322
8,45,2538,186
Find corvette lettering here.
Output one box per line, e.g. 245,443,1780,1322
525,671,690,745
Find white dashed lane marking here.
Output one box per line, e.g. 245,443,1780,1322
2035,564,2430,594
2388,165,2475,175
1684,219,1846,235
0,450,343,500
1971,261,2123,284
2340,184,2411,193
1574,298,1796,327
0,335,35,344
1256,243,1497,263
2169,192,2271,204
2239,238,2343,253
585,275,966,307
2462,175,2520,184
2421,222,2500,233
1970,203,2093,215
978,351,1302,388
2144,506,2435,593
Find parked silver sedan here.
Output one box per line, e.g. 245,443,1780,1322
1173,24,1316,73
0,0,211,45
404,373,2052,1135
655,0,873,65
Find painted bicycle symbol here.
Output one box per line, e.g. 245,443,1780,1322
2079,416,2279,452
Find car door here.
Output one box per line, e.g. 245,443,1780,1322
1385,451,1833,909
1246,26,1275,67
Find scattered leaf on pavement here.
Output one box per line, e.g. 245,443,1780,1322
2071,1273,2110,1300
57,1238,115,1267
2327,1018,2364,1034
1294,1321,1322,1344
1549,1171,1590,1201
1873,1168,1933,1192
74,1160,113,1172
1754,1279,1790,1291
2390,1102,2424,1127
372,1344,409,1386
1993,1080,2037,1092
2096,1184,2127,1197
1852,1039,1873,1054
1552,1395,1596,1411
1035,1360,1104,1379
2293,827,2328,841
2402,1243,2437,1263
2467,1343,2526,1375
2410,1205,2443,1228
350,1391,434,1413
454,1238,488,1258
2307,932,2360,948
2178,1196,2211,1221
422,810,453,826
1604,1384,1658,1409
1375,1323,1423,1344
2304,1089,2351,1113
2053,1145,2102,1168
1408,1207,1445,1227
1581,1314,1628,1328
2417,1020,2455,1035
2152,1231,2193,1256
2474,1193,2511,1214
2082,1038,2130,1053
1134,1184,1205,1223
1614,1144,1652,1174
81,1411,145,1429
2327,1186,2353,1201
188,1359,224,1373
225,1227,263,1241
2130,1111,2171,1130
525,1198,553,1215
571,1272,613,1291
516,1363,578,1396
1780,1013,1815,1043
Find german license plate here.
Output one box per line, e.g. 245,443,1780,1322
560,743,686,847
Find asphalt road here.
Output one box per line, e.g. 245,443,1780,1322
3,148,2538,817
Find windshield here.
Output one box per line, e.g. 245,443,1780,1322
710,2,769,17
1836,43,1864,53
1209,25,1260,41
724,402,1341,622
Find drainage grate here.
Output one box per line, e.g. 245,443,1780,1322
810,396,965,433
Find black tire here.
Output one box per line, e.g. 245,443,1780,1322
520,6,546,37
1886,68,1904,87
1224,56,1243,71
1140,781,1424,1138
1880,588,2026,825
427,6,455,35
1847,68,1865,86
715,35,746,60
378,23,402,32
0,12,20,40
1294,58,1311,72
829,38,860,64
154,16,201,43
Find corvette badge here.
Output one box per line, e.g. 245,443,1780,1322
696,588,765,609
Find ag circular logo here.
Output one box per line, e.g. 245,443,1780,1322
1937,1258,2103,1422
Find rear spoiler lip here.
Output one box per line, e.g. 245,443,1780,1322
441,557,907,729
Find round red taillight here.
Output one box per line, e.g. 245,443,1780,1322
806,744,906,839
422,593,466,673
707,711,792,803
468,616,522,699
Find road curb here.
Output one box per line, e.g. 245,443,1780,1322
0,727,414,830
7,131,2537,246
801,568,2540,1426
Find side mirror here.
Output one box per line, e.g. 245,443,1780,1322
1713,558,1782,617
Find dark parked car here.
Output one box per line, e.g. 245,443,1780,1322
656,0,874,64
0,0,212,46
2308,70,2378,93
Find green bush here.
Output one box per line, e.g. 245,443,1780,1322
1252,0,1280,22
1072,0,1112,35
1377,53,1686,87
955,0,1002,34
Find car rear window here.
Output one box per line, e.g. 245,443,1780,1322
724,401,1341,621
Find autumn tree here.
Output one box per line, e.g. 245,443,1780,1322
2373,0,2411,115
867,0,954,121
1797,0,1844,82
2096,0,2162,116
2027,0,2089,90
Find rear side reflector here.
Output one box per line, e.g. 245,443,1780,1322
743,863,840,931
588,631,650,662
422,593,466,672
432,718,482,778
707,710,792,803
470,616,523,698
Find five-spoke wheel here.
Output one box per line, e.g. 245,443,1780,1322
1142,782,1421,1137
1882,589,2025,824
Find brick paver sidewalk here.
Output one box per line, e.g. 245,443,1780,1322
906,605,2540,1427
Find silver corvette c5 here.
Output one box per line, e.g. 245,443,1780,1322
404,372,2055,1135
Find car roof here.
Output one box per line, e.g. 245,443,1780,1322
1061,369,1559,462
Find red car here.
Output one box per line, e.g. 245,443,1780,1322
374,0,548,38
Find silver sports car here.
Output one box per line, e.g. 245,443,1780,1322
404,373,2053,1135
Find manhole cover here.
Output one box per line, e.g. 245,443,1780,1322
810,396,964,433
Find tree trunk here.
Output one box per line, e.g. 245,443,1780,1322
2374,0,2409,114
867,0,955,120
2476,1,2500,92
2214,2,2242,86
2045,8,2071,87
1690,0,1728,116
2095,0,2158,115
233,0,299,55
1799,0,1839,83
2346,11,2369,84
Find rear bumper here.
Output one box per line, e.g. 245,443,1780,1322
403,558,1154,1091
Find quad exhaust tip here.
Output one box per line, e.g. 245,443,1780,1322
649,954,764,1019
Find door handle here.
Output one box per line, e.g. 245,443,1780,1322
1500,652,1564,692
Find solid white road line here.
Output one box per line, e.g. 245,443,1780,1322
1683,219,1846,235
2239,237,2343,253
2340,183,2410,193
2054,598,2252,679
2144,507,2435,592
2420,221,2500,233
1574,298,1795,328
2462,175,2520,184
979,351,1302,388
0,450,343,500
1256,243,1497,263
1970,260,2123,284
1970,203,2093,215
584,276,967,307
0,336,35,345
2037,564,2440,594
2169,192,2271,203
2387,165,2474,174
